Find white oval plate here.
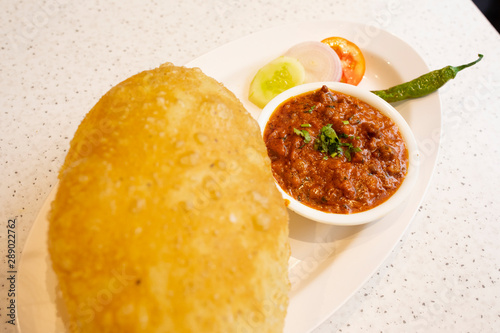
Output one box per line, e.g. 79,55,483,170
17,21,441,333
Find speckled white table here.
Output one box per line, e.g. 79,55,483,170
1,0,499,332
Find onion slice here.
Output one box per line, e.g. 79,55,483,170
284,41,343,83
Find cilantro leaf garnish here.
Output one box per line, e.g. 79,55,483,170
304,105,316,113
293,128,311,143
313,124,360,161
313,124,340,156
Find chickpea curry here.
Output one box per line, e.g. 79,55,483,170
263,85,409,214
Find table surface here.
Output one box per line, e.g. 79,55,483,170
1,0,499,332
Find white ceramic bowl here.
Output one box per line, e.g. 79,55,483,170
258,82,419,226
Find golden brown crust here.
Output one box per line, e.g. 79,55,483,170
48,63,290,332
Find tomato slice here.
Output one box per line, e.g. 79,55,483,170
321,37,366,85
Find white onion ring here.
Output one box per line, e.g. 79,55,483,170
284,41,342,83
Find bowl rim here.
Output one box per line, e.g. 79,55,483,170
257,81,420,226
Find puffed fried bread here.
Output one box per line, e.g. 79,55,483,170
48,63,290,332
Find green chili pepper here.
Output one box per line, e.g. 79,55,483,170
371,54,483,103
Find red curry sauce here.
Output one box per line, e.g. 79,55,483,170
263,85,408,214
